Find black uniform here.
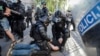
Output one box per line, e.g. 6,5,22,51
30,16,51,56
31,22,50,41
40,2,48,17
52,10,70,48
66,11,75,31
7,0,26,39
30,16,50,43
26,7,32,27
40,7,48,17
34,7,41,21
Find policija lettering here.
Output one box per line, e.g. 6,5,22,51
78,5,100,35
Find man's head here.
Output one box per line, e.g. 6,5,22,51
66,10,72,17
55,10,62,18
41,2,46,8
17,0,21,4
39,16,50,26
27,6,31,10
66,10,72,16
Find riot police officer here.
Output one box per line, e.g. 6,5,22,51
30,15,51,55
12,0,25,16
34,2,48,22
8,0,26,41
51,10,70,51
40,2,48,17
30,16,50,43
66,10,75,31
26,6,33,27
34,7,41,22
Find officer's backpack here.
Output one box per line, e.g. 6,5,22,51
30,23,42,41
30,24,51,56
30,23,36,38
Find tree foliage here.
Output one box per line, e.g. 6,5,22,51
35,0,66,13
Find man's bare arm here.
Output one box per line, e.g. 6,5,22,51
4,7,11,16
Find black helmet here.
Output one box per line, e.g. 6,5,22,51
39,16,50,26
55,10,62,17
17,0,21,3
39,16,50,24
41,1,46,5
36,7,41,13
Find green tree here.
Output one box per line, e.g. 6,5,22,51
35,0,66,13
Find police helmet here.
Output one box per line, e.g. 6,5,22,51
55,10,62,17
39,16,50,24
41,1,46,5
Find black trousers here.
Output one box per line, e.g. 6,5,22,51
52,27,70,47
26,17,32,27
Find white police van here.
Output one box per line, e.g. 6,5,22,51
70,0,100,56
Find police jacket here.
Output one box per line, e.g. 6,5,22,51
52,13,70,39
30,21,50,42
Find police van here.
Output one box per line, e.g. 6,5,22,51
70,0,100,56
